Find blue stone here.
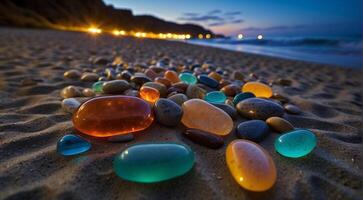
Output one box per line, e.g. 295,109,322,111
198,75,219,88
204,91,227,104
233,92,255,105
236,120,270,142
57,134,91,156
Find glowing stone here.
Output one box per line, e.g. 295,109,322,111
242,82,273,98
57,134,91,156
181,99,233,136
73,96,154,137
226,139,277,191
140,86,160,103
164,70,180,83
113,143,195,183
92,81,104,93
179,73,197,84
204,91,227,104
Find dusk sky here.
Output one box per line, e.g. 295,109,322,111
104,0,362,37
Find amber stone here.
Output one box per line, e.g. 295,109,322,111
226,140,277,191
181,99,233,136
155,77,172,88
140,86,160,103
164,70,180,83
242,82,273,98
208,71,222,81
73,96,154,137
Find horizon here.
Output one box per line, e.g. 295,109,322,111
104,0,363,37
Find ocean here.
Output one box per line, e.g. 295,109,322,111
187,36,363,68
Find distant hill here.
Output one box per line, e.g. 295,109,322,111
0,0,215,37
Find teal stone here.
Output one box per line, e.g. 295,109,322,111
57,134,91,156
92,81,104,93
275,129,317,158
204,91,227,104
113,143,195,183
179,73,197,84
233,92,255,105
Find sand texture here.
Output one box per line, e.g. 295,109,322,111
0,28,362,200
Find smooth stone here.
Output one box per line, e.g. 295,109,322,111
155,77,172,88
204,91,227,104
242,82,273,98
102,80,130,94
181,99,233,136
186,84,206,99
117,70,132,81
60,86,82,98
236,98,284,120
64,69,81,79
172,82,189,93
164,70,180,83
105,68,116,79
73,96,154,137
93,57,109,65
232,71,244,81
220,84,240,96
179,73,197,84
61,98,81,113
82,88,95,97
275,129,317,158
219,79,232,88
92,81,104,93
233,92,255,105
236,120,270,142
113,143,195,183
208,71,222,82
167,93,188,106
284,104,302,114
145,69,159,80
154,98,183,126
107,134,135,143
81,72,99,82
226,140,277,191
130,75,152,85
266,117,294,133
140,86,160,103
143,82,167,97
198,75,219,88
57,134,91,156
124,89,140,97
184,129,224,149
211,103,238,119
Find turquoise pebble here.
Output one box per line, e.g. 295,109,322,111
198,75,219,88
204,91,227,104
113,143,195,183
233,92,255,105
92,81,104,93
275,129,317,158
179,73,197,84
57,134,91,156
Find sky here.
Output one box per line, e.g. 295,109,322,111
104,0,363,37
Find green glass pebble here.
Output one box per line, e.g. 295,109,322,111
113,143,195,183
92,81,104,93
275,129,317,158
233,92,255,105
204,91,227,104
179,73,197,85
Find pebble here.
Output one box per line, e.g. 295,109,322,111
204,91,227,104
284,104,302,114
220,84,240,96
208,71,222,81
61,98,81,113
105,68,116,79
179,73,197,84
155,77,172,88
198,75,219,88
184,129,224,149
266,117,294,133
117,70,132,81
242,82,273,98
93,57,109,65
73,96,154,137
140,86,160,103
81,72,99,82
60,86,82,98
236,120,270,142
124,89,139,97
142,82,167,97
186,84,206,99
145,69,159,80
219,79,232,88
211,103,238,119
236,98,284,120
226,140,276,191
64,69,81,79
181,99,233,136
154,98,183,126
102,80,130,94
232,71,244,81
164,70,180,83
275,129,317,158
130,75,152,85
167,93,188,106
107,134,135,143
57,134,91,156
113,143,195,183
82,88,95,97
233,92,255,105
276,78,292,86
172,82,189,93
92,81,104,93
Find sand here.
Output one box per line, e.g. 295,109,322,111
0,28,362,200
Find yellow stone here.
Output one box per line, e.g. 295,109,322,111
226,139,277,191
242,82,273,98
181,99,233,136
208,71,222,82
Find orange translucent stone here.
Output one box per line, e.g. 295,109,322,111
140,86,160,103
73,96,154,137
226,140,277,191
164,70,180,83
208,71,222,82
242,81,273,98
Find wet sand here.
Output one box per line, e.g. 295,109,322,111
0,28,362,200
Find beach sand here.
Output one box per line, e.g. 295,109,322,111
0,28,362,200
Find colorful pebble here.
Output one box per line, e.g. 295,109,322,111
179,73,197,84
204,91,227,104
140,86,160,103
236,120,270,142
57,134,91,156
198,74,219,88
233,92,255,105
242,81,273,98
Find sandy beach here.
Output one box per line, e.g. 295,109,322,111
0,28,362,200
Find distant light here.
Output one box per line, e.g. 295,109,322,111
237,34,244,40
167,33,172,38
120,30,126,35
186,34,191,39
257,34,263,40
88,27,101,34
141,32,146,37
112,30,120,36
206,34,211,39
198,34,203,39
